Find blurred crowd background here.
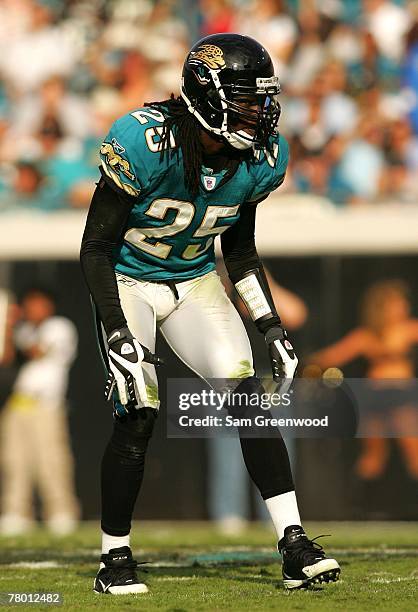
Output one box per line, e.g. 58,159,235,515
0,0,418,211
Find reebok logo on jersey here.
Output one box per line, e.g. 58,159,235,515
111,137,125,154
121,343,135,355
284,339,293,350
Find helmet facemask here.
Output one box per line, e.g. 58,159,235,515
182,72,281,151
219,81,281,150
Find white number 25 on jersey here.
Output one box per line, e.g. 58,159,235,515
125,199,239,260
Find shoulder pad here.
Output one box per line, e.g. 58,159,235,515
100,107,174,197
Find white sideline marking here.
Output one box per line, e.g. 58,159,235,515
3,546,417,573
148,562,191,568
6,561,64,569
155,576,197,581
371,576,418,584
332,548,418,556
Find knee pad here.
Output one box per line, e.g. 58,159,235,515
226,376,266,419
233,376,264,395
110,407,157,465
124,406,158,439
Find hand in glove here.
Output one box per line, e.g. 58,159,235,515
105,326,163,409
265,326,298,395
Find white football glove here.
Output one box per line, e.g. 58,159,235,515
265,326,298,395
105,326,163,409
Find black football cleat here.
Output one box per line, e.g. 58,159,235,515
93,546,148,595
278,525,340,589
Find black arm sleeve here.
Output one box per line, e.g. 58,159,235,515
221,203,281,334
80,178,135,335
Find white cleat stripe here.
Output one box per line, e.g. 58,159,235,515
108,583,148,594
302,558,340,578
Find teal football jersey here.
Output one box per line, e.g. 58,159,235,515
99,106,289,281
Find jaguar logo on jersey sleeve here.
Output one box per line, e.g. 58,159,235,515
189,44,226,70
100,143,135,180
100,142,140,197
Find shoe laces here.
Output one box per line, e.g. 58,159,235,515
285,534,330,564
109,559,148,583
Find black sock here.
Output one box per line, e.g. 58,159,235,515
240,435,294,500
229,377,295,499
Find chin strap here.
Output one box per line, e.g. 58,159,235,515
223,130,254,150
181,75,256,151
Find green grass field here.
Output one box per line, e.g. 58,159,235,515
1,521,418,611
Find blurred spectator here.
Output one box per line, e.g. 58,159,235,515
327,23,364,72
0,0,81,94
200,0,236,36
91,50,153,127
13,161,44,197
0,0,417,210
0,0,34,47
348,29,401,91
381,118,418,201
364,0,411,63
238,0,298,80
285,62,358,146
139,0,189,99
11,76,95,141
385,118,418,170
337,115,386,201
0,287,80,535
403,3,418,133
0,160,69,212
284,4,326,92
0,290,20,408
1,161,46,210
291,144,356,206
0,121,97,211
310,280,418,481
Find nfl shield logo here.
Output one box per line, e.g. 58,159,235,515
203,176,217,191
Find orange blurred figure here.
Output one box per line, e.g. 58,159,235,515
311,280,418,480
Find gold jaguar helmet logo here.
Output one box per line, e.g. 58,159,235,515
189,44,226,70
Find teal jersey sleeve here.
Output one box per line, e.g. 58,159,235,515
99,107,169,198
247,133,289,203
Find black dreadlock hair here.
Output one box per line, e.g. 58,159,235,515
145,95,252,197
145,95,203,196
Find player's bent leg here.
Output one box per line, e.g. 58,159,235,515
159,274,295,507
159,272,340,589
95,277,159,594
229,377,340,589
95,407,157,594
101,408,157,536
98,277,159,534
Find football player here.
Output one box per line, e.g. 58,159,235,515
80,33,340,594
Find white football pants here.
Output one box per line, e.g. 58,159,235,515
113,270,254,409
